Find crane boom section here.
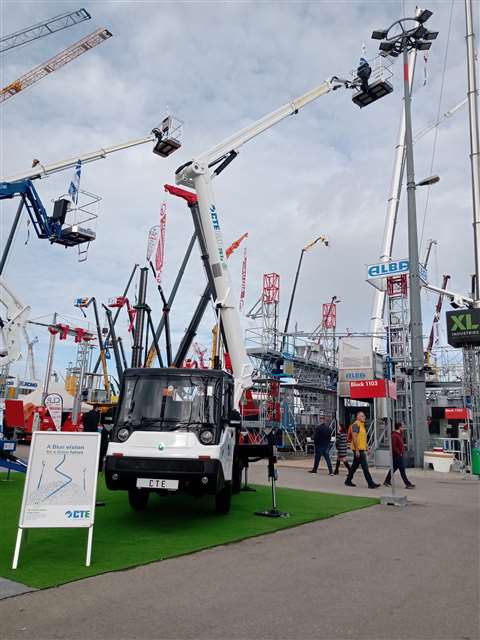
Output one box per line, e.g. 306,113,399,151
176,76,350,406
0,179,58,240
197,78,336,165
2,135,155,183
1,27,112,104
0,9,91,53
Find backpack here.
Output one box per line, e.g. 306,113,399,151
347,423,354,444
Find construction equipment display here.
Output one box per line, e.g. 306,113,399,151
104,66,390,514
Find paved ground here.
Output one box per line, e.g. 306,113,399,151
0,461,478,640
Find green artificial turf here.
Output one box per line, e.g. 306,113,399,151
0,473,378,589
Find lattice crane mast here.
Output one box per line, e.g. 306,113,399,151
425,274,450,369
1,27,112,103
0,8,91,53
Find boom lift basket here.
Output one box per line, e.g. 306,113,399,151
351,55,394,108
152,115,183,157
51,189,100,259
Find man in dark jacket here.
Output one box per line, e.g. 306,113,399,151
384,423,415,489
309,419,333,475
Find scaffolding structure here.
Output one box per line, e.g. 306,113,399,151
245,276,337,451
386,274,413,450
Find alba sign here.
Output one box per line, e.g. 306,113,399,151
366,259,428,284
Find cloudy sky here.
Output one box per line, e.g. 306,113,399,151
0,0,474,381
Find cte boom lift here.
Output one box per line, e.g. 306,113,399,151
105,67,390,514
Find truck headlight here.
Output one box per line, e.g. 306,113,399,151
117,427,130,442
199,429,214,445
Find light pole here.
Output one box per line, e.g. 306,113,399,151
465,0,480,308
282,235,328,351
372,9,438,467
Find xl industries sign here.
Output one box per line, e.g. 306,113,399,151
446,309,480,347
366,259,428,284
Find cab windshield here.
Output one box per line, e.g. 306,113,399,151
117,375,221,430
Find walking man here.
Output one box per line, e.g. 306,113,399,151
345,410,380,489
309,418,333,475
384,423,415,489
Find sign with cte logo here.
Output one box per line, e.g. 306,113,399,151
446,309,480,347
12,431,100,569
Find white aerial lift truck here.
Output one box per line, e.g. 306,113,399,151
105,68,392,513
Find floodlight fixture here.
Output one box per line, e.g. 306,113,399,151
417,8,433,23
371,8,436,57
379,41,395,53
372,29,389,40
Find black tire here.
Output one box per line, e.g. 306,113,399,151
215,482,232,514
128,487,150,511
232,456,242,495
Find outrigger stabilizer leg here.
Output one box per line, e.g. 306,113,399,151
254,430,289,518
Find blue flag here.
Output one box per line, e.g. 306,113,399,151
68,160,82,205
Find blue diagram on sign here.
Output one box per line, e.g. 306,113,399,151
28,452,89,506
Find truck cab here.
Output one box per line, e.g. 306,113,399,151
104,367,239,513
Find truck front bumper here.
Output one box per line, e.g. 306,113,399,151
104,455,225,494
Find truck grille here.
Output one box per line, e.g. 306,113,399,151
115,457,203,473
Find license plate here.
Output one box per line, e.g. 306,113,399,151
136,478,179,490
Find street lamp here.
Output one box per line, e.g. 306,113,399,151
372,9,438,468
416,174,440,187
282,235,329,351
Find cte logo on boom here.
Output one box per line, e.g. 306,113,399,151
210,205,220,230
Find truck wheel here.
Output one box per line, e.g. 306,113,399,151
215,482,232,514
128,488,150,511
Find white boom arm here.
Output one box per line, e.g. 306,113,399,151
424,282,473,308
197,77,346,165
176,76,349,406
370,49,417,352
2,134,155,183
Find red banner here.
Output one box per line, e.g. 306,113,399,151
445,407,471,420
349,379,396,399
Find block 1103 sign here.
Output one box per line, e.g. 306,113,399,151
349,379,397,399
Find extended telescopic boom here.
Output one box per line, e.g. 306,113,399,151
176,75,354,406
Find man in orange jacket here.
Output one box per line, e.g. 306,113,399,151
345,410,380,489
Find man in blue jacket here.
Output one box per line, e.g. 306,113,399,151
309,419,333,475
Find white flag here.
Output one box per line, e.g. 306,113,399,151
68,160,82,205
